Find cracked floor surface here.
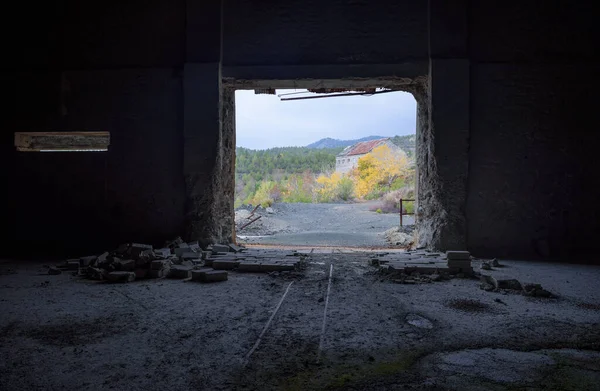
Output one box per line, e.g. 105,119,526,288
1,250,599,390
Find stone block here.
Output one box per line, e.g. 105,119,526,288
201,251,211,260
97,252,110,264
211,244,230,253
134,268,148,279
178,242,190,249
181,252,200,260
175,247,191,257
168,265,193,279
154,248,172,258
148,268,168,279
446,251,470,260
131,243,153,258
212,260,239,270
48,267,62,275
190,268,213,281
151,260,167,270
79,256,97,267
238,262,262,272
118,259,136,271
87,267,105,280
139,249,154,260
107,271,136,283
188,241,201,252
192,269,228,282
115,243,130,255
229,243,244,253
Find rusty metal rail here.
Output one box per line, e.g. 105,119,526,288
399,198,415,226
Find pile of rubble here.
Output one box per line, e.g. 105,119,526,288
479,275,556,298
372,250,557,297
49,238,306,284
373,250,474,282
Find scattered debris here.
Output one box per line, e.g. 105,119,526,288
481,261,493,270
191,269,228,283
479,275,557,298
107,271,136,283
446,299,492,313
49,239,304,285
522,283,555,298
406,313,434,329
494,298,507,305
491,258,501,267
47,267,62,275
372,250,473,283
384,226,415,248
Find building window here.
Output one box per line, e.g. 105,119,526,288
14,132,110,152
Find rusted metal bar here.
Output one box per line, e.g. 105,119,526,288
400,199,403,226
281,90,396,101
248,204,261,218
240,215,262,230
399,199,416,226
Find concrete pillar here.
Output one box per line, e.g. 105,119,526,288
183,0,227,246
183,63,222,245
419,0,470,250
419,59,470,250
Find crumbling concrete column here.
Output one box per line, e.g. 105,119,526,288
418,59,470,251
183,63,223,246
183,0,232,246
417,0,470,251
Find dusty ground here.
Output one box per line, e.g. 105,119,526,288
236,202,414,248
1,251,599,390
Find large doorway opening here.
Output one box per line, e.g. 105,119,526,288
231,86,419,249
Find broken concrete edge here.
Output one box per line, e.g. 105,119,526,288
479,275,558,298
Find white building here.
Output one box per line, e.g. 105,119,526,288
335,138,404,174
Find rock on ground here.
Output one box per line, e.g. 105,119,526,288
384,226,416,247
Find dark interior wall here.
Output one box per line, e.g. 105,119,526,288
4,69,185,257
223,0,429,66
467,2,599,259
2,0,598,260
1,1,187,256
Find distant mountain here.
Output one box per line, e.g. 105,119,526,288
306,136,384,149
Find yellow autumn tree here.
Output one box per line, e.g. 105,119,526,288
353,144,409,198
316,171,342,202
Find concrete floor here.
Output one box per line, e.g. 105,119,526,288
1,251,599,390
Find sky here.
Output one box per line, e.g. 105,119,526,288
235,89,416,150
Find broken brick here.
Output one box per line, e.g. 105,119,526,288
117,259,136,271
134,268,148,279
107,271,136,283
48,267,62,275
188,241,201,252
191,269,228,282
130,243,153,258
212,260,239,270
79,256,97,267
148,268,169,279
168,265,192,279
446,251,471,260
211,244,230,253
154,248,172,259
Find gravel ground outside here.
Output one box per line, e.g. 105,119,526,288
1,252,599,390
236,201,415,248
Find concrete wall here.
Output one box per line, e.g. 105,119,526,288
1,0,598,261
466,2,599,259
2,69,185,256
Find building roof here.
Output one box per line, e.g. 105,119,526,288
338,138,389,157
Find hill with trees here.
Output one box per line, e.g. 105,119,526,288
235,135,416,207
